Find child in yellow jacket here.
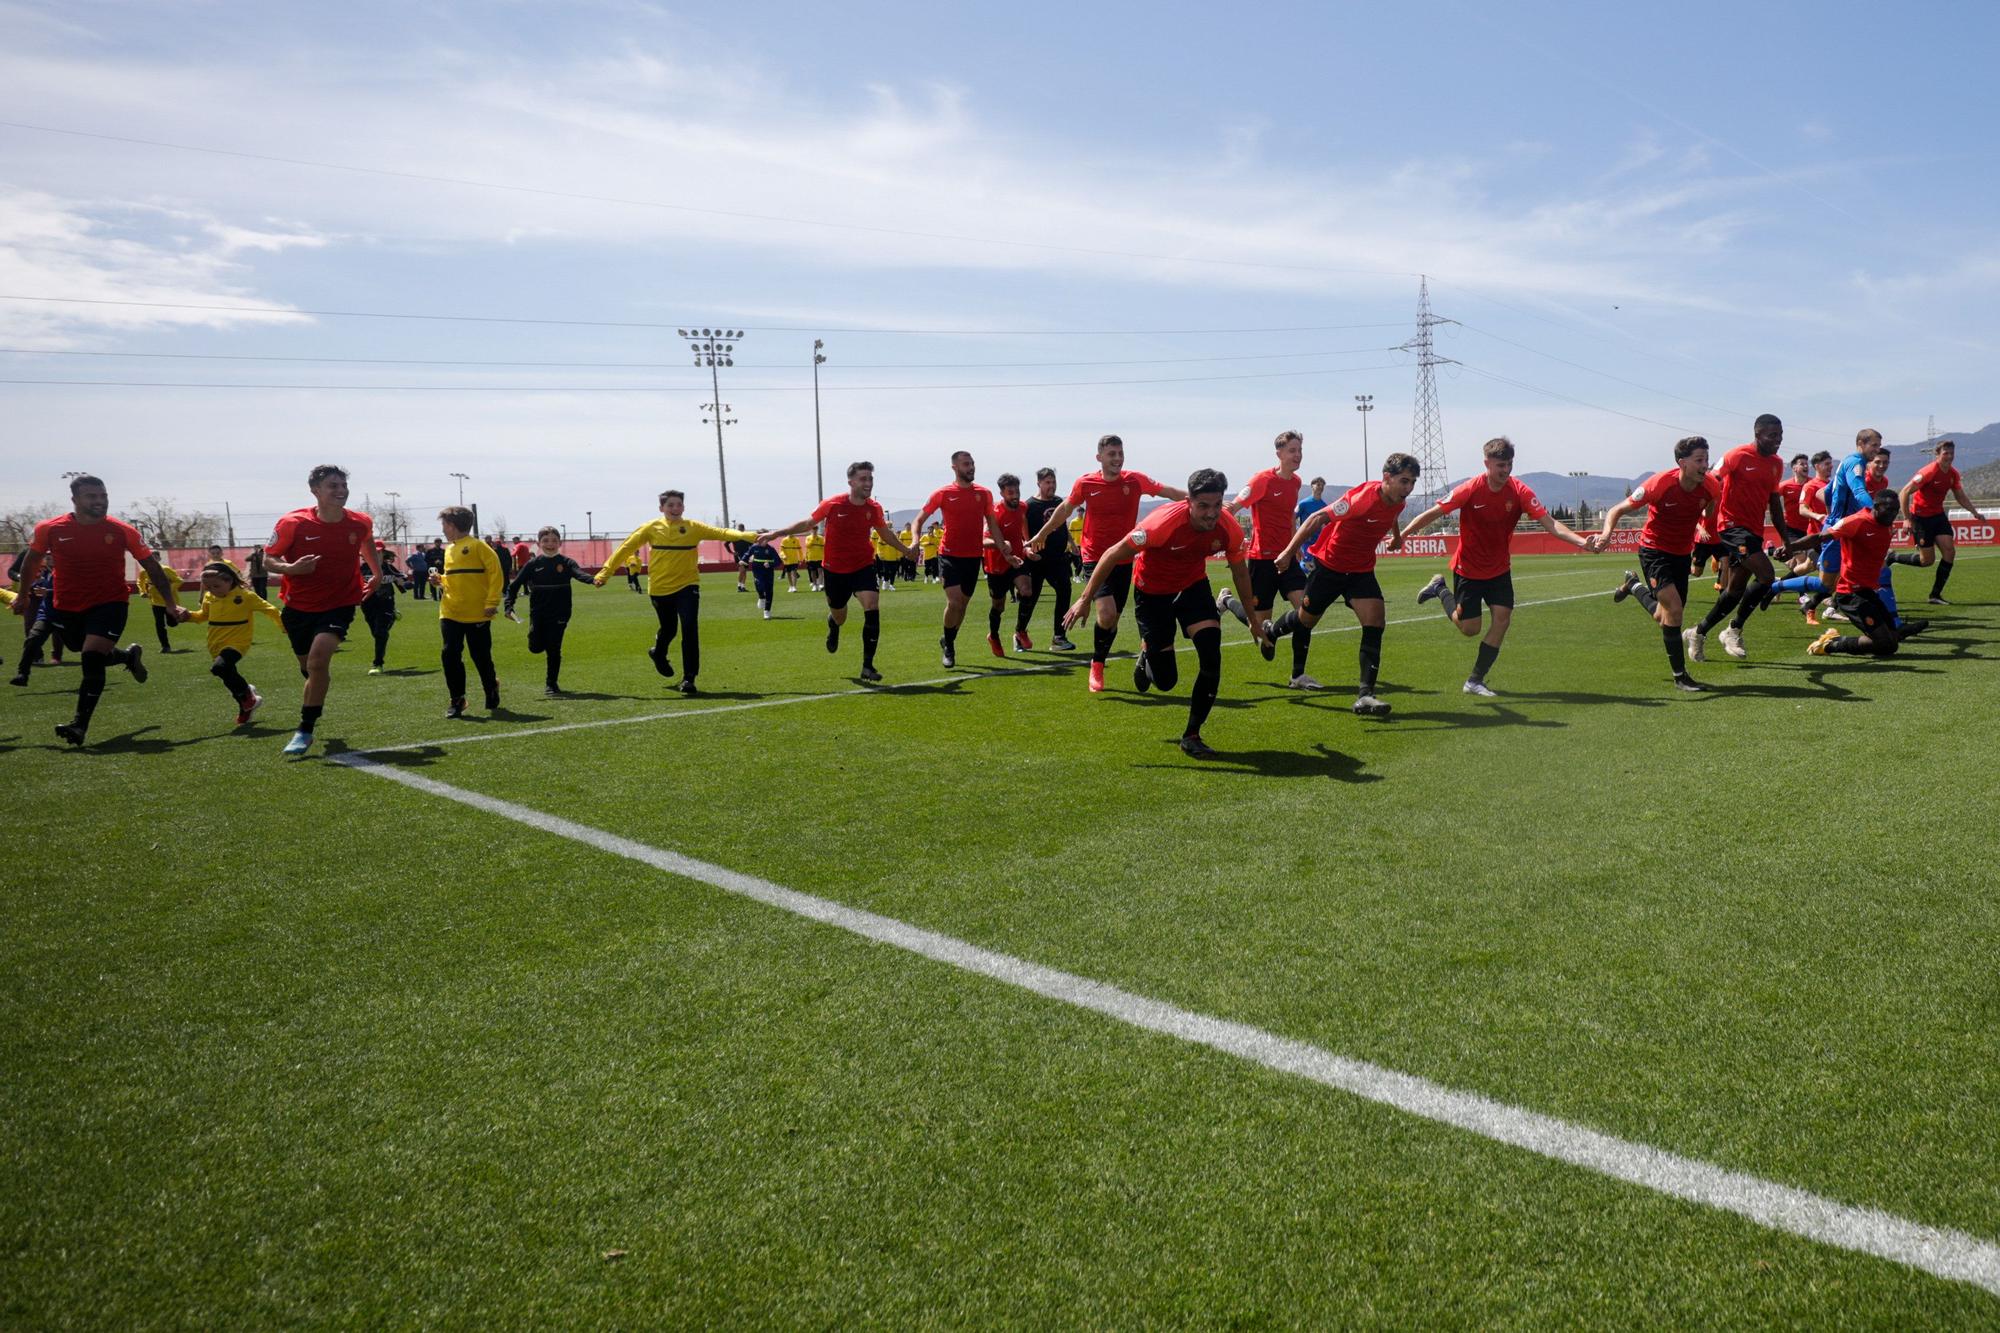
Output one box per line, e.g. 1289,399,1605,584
183,561,283,726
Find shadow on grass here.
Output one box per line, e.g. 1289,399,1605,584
1488,690,1668,708
1098,690,1255,712
1385,706,1565,732
80,725,224,755
320,738,447,768
544,690,658,702
1135,742,1381,782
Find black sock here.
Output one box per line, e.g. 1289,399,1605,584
1663,624,1686,675
212,655,251,701
862,609,881,667
1437,585,1459,621
988,602,1003,636
1933,560,1953,597
75,650,108,727
299,703,323,733
1697,591,1741,634
943,623,959,647
1291,624,1311,678
1092,625,1115,663
1187,627,1221,736
1358,625,1383,694
1269,609,1297,640
1730,583,1767,628
107,645,135,667
1888,551,1923,566
1015,596,1035,635
1471,641,1500,681
1632,582,1660,614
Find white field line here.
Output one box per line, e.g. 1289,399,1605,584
350,586,1616,756
330,750,2000,1298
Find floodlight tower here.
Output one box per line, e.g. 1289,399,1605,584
813,339,829,504
1398,277,1457,509
1353,394,1374,476
682,327,745,528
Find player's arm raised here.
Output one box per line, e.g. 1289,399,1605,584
1272,508,1331,571
592,524,653,587
1062,534,1137,629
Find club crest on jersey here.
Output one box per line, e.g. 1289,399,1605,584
103,533,114,543
1332,499,1351,516
348,532,358,545
1121,485,1131,496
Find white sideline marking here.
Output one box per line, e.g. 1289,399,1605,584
352,587,1614,756
330,751,2000,1297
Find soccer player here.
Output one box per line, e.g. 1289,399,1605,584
1599,436,1722,692
1218,429,1317,686
1267,453,1424,717
1021,467,1075,651
911,451,1021,667
263,464,387,756
7,562,59,685
1691,511,1730,592
12,475,175,747
135,560,183,653
1895,439,1985,603
759,461,916,683
624,557,642,592
505,525,595,695
983,472,1034,656
1800,451,1834,534
778,533,803,593
1063,468,1269,758
1777,491,1910,658
1026,433,1187,692
1399,436,1599,695
804,528,824,592
594,490,757,697
1777,453,1810,540
359,542,406,674
429,506,505,718
183,560,283,725
1295,476,1328,525
1685,414,1790,662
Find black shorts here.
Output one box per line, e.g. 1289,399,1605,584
938,554,982,594
281,603,355,657
1833,589,1895,635
1248,557,1306,610
1639,547,1692,604
50,600,130,652
1302,566,1384,617
1911,512,1953,547
1451,571,1515,617
1134,581,1220,645
822,566,878,609
806,560,822,576
986,568,1026,597
1716,526,1764,559
1693,540,1730,566
1081,560,1133,609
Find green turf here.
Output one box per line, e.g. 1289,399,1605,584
5,554,1998,1325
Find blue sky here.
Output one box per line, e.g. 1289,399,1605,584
3,0,1996,535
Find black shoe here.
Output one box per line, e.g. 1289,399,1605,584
1896,619,1929,638
677,679,698,695
940,636,955,668
826,617,841,654
544,685,562,698
647,646,674,678
447,698,467,718
1050,635,1075,651
1258,625,1276,662
1673,674,1707,693
53,721,86,747
1178,734,1218,760
1613,571,1638,603
859,665,883,683
1133,655,1151,693
123,643,147,683
484,688,501,711
8,673,25,687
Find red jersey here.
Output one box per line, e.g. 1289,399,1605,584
984,500,1028,575
1066,469,1167,561
1131,502,1244,594
1908,461,1961,517
267,506,374,612
1714,444,1784,534
1800,477,1828,534
1777,478,1806,531
1438,475,1546,580
1866,469,1890,496
1306,481,1406,574
810,493,888,575
1237,467,1301,559
923,482,995,559
1629,469,1722,557
1825,511,1893,595
28,513,152,612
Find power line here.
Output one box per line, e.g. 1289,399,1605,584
1453,363,1695,433
0,344,1401,370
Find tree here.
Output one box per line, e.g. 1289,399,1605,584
127,498,224,549
0,502,63,553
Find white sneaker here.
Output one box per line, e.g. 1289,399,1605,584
762,609,772,620
1823,608,1848,622
1683,627,1706,663
1797,593,1813,611
1719,624,1747,659
1463,678,1497,697
788,586,798,593
1288,673,1323,690
1353,694,1391,717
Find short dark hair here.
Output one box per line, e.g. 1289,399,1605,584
1936,439,1955,453
1790,453,1808,466
1035,467,1056,482
1810,450,1833,465
1382,452,1420,478
1187,468,1228,498
996,472,1020,490
658,489,684,504
1674,435,1710,461
67,473,104,497
1096,434,1123,453
1872,490,1902,519
308,464,347,488
537,525,561,541
438,505,475,532
950,450,973,464
846,460,874,479
1754,414,1783,431
1309,476,1325,487
1482,436,1514,461
1274,430,1302,449
1872,447,1892,464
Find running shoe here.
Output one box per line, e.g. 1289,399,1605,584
1417,573,1447,604
1683,627,1706,663
1088,661,1105,693
123,643,147,683
1463,678,1497,697
1177,734,1218,760
235,687,263,727
987,633,1005,658
1013,630,1033,652
1288,673,1323,690
1613,571,1638,603
1719,625,1747,659
1353,694,1391,717
281,730,314,756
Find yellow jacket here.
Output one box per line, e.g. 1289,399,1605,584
186,586,283,656
920,529,941,557
437,537,505,622
600,518,754,596
805,534,824,560
136,566,183,608
779,536,802,563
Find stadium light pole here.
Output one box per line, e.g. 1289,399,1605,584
383,490,401,545
1567,469,1588,522
586,509,593,541
450,472,469,506
1354,395,1374,475
813,339,828,504
683,327,745,529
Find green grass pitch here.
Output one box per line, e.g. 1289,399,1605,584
4,552,1998,1325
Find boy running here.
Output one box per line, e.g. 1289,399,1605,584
1598,436,1721,692
505,526,595,695
910,451,1020,667
594,492,757,697
983,473,1033,656
1894,440,1986,603
431,507,506,718
1218,430,1317,686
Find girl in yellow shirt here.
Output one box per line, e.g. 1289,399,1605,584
183,561,283,725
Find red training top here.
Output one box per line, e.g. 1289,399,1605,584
1801,477,1828,535
1131,502,1244,594
1908,461,1961,517
810,494,888,575
1777,477,1806,531
923,482,995,559
1438,475,1546,580
984,501,1028,575
1714,444,1784,534
1307,481,1406,574
1629,468,1722,557
268,506,374,612
29,513,153,612
1237,467,1301,559
1066,469,1167,562
1825,511,1893,595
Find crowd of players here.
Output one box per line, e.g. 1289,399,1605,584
9,418,1983,758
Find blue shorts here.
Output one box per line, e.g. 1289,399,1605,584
1817,539,1841,574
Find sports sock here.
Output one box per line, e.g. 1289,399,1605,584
1877,577,1900,620
1187,627,1222,736
1730,581,1769,628
862,609,881,667
1696,591,1742,635
1290,624,1311,678
943,623,959,648
1631,582,1659,614
1471,641,1500,681
1888,551,1924,566
1768,574,1821,595
1933,560,1953,597
1436,584,1459,621
1358,625,1383,694
107,645,136,667
1146,644,1180,691
1092,624,1115,663
988,601,1003,636
1269,609,1297,640
299,703,323,733
1015,595,1035,635
545,647,561,689
75,650,108,727
1663,624,1686,675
